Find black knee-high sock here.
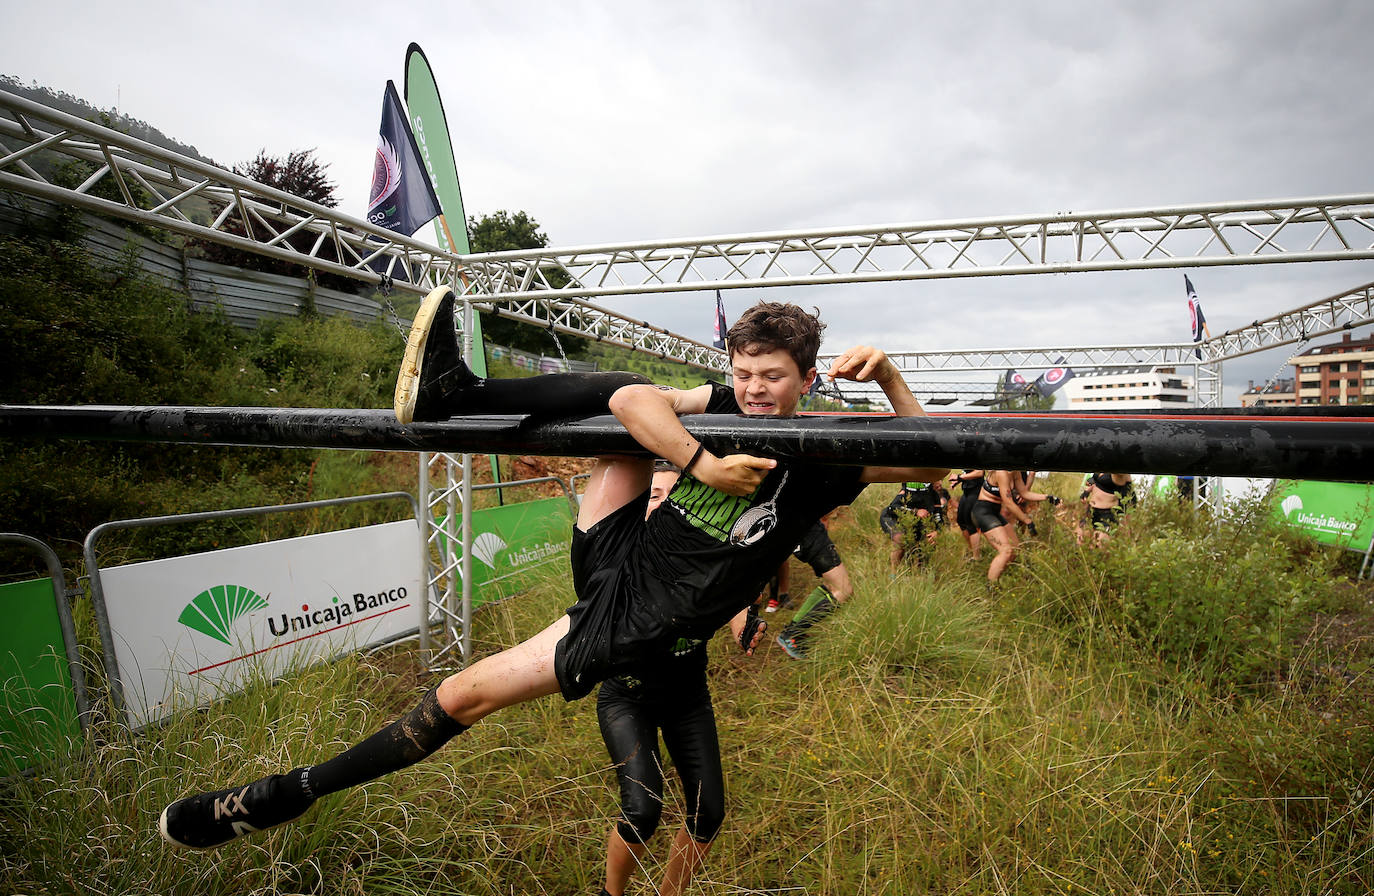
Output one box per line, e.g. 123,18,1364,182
297,688,468,799
447,370,650,418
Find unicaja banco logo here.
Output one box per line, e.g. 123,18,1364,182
1281,495,1303,518
177,584,268,645
473,532,507,569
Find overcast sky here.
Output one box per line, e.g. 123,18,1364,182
6,0,1374,404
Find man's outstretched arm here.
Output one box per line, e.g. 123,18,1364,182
825,345,949,485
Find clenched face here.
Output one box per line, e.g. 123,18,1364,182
731,346,816,418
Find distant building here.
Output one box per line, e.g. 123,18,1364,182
1061,366,1195,409
1239,378,1296,408
1290,331,1374,406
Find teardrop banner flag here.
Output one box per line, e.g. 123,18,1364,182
404,43,471,256
406,42,504,485
367,80,441,237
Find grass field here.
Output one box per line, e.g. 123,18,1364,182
4,479,1372,895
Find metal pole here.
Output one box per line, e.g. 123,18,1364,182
459,298,475,665
4,405,1374,483
417,451,432,666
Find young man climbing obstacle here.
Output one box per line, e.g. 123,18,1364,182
158,287,946,850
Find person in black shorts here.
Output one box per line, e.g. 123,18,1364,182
597,461,761,896
1084,472,1135,543
973,469,1036,585
774,513,853,659
950,470,985,560
158,292,948,852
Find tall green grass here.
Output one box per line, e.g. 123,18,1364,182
4,484,1371,894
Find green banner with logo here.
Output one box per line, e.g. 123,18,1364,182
405,43,505,487
1273,480,1374,551
438,496,574,606
404,43,470,257
0,577,79,772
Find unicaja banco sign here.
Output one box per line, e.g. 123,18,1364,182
177,582,411,647
1273,481,1374,550
438,496,574,606
99,521,423,727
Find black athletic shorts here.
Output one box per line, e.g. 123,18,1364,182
1091,506,1124,530
555,489,675,702
793,520,842,575
956,493,979,535
971,499,1009,533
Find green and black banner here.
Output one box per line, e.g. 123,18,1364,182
1273,480,1374,552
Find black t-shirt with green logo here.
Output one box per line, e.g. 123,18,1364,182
634,383,866,642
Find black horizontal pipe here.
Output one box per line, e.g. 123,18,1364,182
1,404,1371,482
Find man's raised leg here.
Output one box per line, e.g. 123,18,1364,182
159,616,569,849
396,285,649,424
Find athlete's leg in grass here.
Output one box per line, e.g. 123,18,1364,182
160,616,570,849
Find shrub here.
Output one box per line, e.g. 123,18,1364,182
1020,491,1344,697
0,230,408,566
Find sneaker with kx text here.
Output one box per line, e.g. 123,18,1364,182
158,769,315,850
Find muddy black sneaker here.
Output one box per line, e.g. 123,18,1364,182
158,770,315,850
395,285,479,424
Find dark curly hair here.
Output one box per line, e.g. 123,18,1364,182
725,302,826,375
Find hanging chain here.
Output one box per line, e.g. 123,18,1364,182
546,309,572,371
1258,314,1314,390
376,274,412,340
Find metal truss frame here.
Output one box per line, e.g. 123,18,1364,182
455,197,1374,302
0,88,725,372
1204,280,1374,361
832,280,1374,407
7,85,1373,669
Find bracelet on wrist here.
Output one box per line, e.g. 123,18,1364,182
683,442,706,475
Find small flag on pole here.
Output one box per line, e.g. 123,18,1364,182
712,291,728,349
1033,357,1075,397
367,81,441,236
1185,275,1211,358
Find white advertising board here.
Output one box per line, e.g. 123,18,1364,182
99,520,422,727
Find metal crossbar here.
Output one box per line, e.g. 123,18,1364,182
454,198,1374,302
0,89,726,372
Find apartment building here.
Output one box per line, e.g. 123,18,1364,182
1061,366,1195,409
1291,332,1374,406
1239,378,1297,408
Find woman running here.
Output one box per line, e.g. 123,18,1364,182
596,461,761,896
1084,472,1135,543
950,469,985,560
971,469,1035,585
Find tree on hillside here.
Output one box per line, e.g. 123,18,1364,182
194,149,358,294
236,149,339,208
468,210,587,355
469,209,545,251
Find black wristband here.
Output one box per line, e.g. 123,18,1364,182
683,442,706,475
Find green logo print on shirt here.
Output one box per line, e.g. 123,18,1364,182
668,470,790,546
